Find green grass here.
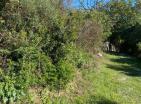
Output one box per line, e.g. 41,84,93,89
24,53,141,104
85,53,141,104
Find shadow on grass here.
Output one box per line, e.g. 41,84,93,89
106,64,141,77
105,52,129,57
106,53,141,77
86,95,118,104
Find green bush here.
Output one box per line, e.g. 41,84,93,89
64,44,88,68
0,0,80,102
55,59,75,90
0,0,112,103
16,46,56,87
0,69,24,103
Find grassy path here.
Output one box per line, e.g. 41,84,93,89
28,53,141,104
88,53,141,104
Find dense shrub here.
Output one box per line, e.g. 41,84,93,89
77,19,103,53
63,44,88,68
76,11,112,53
0,0,80,102
55,60,75,90
0,0,113,103
0,68,24,103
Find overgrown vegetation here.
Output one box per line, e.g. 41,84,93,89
0,0,141,103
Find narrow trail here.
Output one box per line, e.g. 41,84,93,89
91,53,141,104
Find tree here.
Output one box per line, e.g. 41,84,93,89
103,0,137,52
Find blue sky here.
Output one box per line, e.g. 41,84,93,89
65,0,136,8
65,0,110,9
64,0,81,8
71,0,81,8
69,0,93,8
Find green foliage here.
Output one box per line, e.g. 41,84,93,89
0,0,80,102
105,0,137,32
4,0,141,103
90,11,112,39
76,10,112,53
64,44,88,68
16,46,56,87
102,0,141,55
55,60,75,90
0,69,24,103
